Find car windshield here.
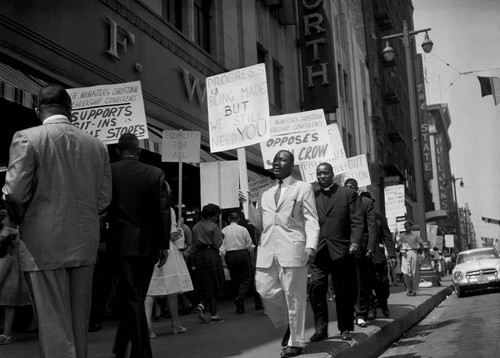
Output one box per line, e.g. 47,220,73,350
457,249,499,264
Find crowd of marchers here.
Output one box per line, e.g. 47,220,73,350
1,84,425,358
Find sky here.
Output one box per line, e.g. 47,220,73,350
413,0,500,247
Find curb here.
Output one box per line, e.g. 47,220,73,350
334,285,453,358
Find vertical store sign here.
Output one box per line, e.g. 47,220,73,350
297,0,337,113
434,133,452,211
414,54,433,180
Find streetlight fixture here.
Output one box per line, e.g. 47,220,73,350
382,20,432,242
448,176,464,251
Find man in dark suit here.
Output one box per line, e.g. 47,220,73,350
108,133,170,358
345,179,377,328
362,194,396,319
308,163,363,342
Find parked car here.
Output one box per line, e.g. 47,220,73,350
452,247,500,297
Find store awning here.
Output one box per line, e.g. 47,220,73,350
0,62,45,109
425,209,449,222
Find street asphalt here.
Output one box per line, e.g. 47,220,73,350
1,274,454,358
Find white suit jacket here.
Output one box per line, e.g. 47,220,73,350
249,176,319,268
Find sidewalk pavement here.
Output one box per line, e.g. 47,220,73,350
1,274,454,358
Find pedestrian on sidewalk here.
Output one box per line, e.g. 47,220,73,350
364,203,397,320
145,203,193,337
344,180,377,329
398,221,424,296
220,211,255,314
242,150,319,358
188,203,226,324
2,84,112,358
308,163,363,343
108,133,170,358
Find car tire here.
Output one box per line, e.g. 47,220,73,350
455,286,464,298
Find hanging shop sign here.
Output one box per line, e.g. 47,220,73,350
297,0,338,113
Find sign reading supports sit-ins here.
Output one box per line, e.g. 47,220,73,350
67,81,148,144
206,63,270,152
260,109,334,169
299,123,349,182
161,130,201,163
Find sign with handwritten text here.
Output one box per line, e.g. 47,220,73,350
162,130,201,163
248,176,273,202
384,184,406,217
299,123,348,182
206,64,270,152
260,109,333,169
331,154,371,187
67,81,148,144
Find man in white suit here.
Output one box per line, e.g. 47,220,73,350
2,84,112,358
245,150,319,358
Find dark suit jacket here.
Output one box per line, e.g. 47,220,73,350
313,183,363,262
360,196,377,254
108,158,170,258
372,213,396,264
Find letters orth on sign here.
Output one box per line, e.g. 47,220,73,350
206,63,270,153
297,0,337,113
260,109,333,169
67,81,148,145
161,130,201,163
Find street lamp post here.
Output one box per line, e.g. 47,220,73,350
382,20,433,242
449,176,464,252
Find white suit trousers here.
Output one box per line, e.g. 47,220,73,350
255,257,308,348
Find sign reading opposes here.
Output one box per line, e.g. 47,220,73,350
299,123,349,182
260,109,333,169
331,154,371,187
161,130,201,163
206,64,270,152
67,81,147,144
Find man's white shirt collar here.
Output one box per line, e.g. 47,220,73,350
276,176,293,186
43,114,70,124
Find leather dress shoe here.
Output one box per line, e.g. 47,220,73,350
280,346,302,357
281,326,290,347
309,330,328,342
341,330,352,341
367,310,376,320
382,307,390,317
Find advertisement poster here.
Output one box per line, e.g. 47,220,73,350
67,81,148,144
161,130,201,163
206,63,270,152
260,109,333,169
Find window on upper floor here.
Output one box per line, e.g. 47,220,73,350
139,0,183,31
194,0,212,52
272,60,283,110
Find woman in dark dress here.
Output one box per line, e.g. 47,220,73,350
188,204,226,323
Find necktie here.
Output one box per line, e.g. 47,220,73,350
274,180,283,206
